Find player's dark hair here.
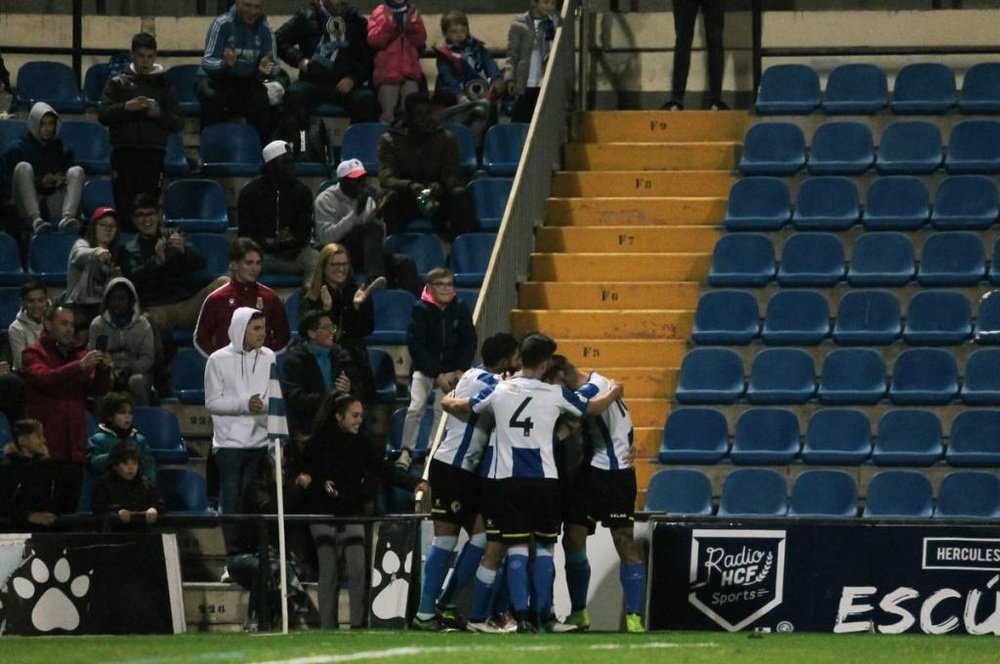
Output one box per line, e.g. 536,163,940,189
230,236,262,262
481,333,518,368
131,191,159,214
519,333,557,369
20,279,46,301
305,392,363,448
108,441,142,468
544,353,578,383
299,310,334,341
131,32,157,52
101,391,135,423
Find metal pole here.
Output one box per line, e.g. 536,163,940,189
72,0,83,85
273,440,289,634
751,0,763,103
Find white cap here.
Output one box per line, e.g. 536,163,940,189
336,158,366,180
262,140,291,164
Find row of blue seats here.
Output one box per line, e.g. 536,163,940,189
677,346,1000,406
694,288,1000,346
660,406,1000,467
741,120,1000,176
726,175,999,232
755,62,1000,115
645,468,1000,520
711,230,1000,287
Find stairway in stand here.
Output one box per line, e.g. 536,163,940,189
512,110,747,507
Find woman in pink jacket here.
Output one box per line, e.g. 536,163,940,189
368,0,427,123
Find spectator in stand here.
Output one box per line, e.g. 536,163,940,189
397,266,476,471
98,32,184,227
87,277,156,406
64,207,126,336
2,102,84,235
664,0,727,110
91,441,164,526
0,360,25,429
275,0,379,152
87,391,156,481
1,420,61,530
377,92,473,238
22,304,113,513
7,280,49,372
367,0,427,123
238,140,318,284
0,50,11,112
505,0,560,123
194,237,292,357
196,0,281,143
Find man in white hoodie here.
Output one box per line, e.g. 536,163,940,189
205,306,276,554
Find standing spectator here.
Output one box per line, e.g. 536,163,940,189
2,102,84,235
87,391,156,481
275,0,378,151
87,277,156,406
397,267,476,471
505,0,560,123
196,0,280,143
22,304,113,513
367,0,427,123
91,441,164,526
7,280,49,371
194,237,292,357
237,140,318,283
664,0,727,110
205,307,276,554
64,206,125,335
98,32,184,227
0,50,12,112
2,419,61,530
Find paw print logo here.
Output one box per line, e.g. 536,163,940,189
370,541,413,620
11,554,91,632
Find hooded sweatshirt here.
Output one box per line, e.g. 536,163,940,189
7,306,44,371
98,62,184,150
205,307,276,450
87,276,155,377
199,4,275,80
2,102,73,193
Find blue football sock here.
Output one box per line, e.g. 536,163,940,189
620,562,646,614
416,537,456,618
439,535,485,608
470,564,498,622
533,545,555,620
491,564,510,615
564,549,591,612
506,546,531,613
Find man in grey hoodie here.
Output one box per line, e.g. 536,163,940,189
87,277,156,406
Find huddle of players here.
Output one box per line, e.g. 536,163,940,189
413,331,647,634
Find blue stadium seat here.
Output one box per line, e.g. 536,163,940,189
891,63,957,114
823,63,888,115
801,408,872,465
863,470,934,519
157,468,211,513
313,101,349,117
755,64,820,114
455,287,479,309
873,409,944,466
341,122,389,175
746,347,816,404
658,407,729,464
889,348,959,404
675,348,745,405
60,121,112,174
862,176,931,230
164,133,190,177
692,289,760,345
792,176,860,231
0,287,20,342
27,233,76,285
761,289,829,345
974,290,1000,344
132,407,188,464
947,410,1000,466
367,289,416,345
917,232,986,286
186,232,231,284
383,233,445,279
738,122,806,175
199,123,263,176
80,179,114,222
776,232,845,286
388,406,434,462
367,347,399,402
443,122,478,174
163,65,201,117
930,175,998,230
847,232,914,287
316,179,335,196
991,240,1000,285
718,468,788,518
876,121,943,175
833,290,902,345
818,348,887,405
0,233,26,286
0,412,11,451
902,290,972,345
0,120,28,153
469,177,512,232
15,61,85,113
961,348,1000,405
945,120,1000,174
935,471,1000,519
959,62,1000,114
483,123,528,176
807,122,874,175
450,233,495,287
170,348,207,405
789,470,859,518
283,289,302,326
82,63,109,108
644,469,713,516
723,177,791,231
730,407,800,465
708,233,776,287
163,179,229,233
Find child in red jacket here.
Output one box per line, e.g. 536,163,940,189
367,0,427,123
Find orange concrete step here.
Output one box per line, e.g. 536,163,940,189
564,142,741,171
511,309,693,341
546,197,727,227
568,367,678,399
551,171,735,198
530,253,711,281
573,110,749,143
546,339,687,368
635,460,659,489
626,399,672,429
535,226,720,253
519,282,702,310
633,428,664,459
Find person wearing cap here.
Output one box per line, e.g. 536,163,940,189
237,140,318,285
64,207,126,335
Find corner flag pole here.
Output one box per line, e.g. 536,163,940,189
266,363,290,634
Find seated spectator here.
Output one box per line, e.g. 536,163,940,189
98,32,184,227
194,237,292,357
1,419,60,529
377,92,473,238
87,391,156,480
91,440,164,526
368,0,427,123
7,280,48,372
65,207,126,335
87,278,155,405
238,140,318,285
2,102,83,235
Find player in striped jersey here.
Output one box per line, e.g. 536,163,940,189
546,355,646,634
412,333,520,631
442,333,624,633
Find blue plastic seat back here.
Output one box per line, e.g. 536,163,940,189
862,176,931,230
659,407,729,464
789,470,858,517
164,64,201,117
644,469,713,515
28,233,77,285
164,132,190,177
470,177,512,231
931,175,998,230
81,179,114,221
0,412,11,453
0,119,29,152
823,64,888,115
170,348,207,405
60,121,112,174
0,286,21,340
158,468,211,513
723,177,791,231
709,233,776,287
873,409,943,466
935,471,1000,518
367,347,399,402
450,233,496,287
947,409,1000,466
383,233,446,279
891,63,957,114
847,232,914,287
961,348,1000,405
746,347,816,404
807,122,874,175
388,406,434,461
0,233,25,285
456,287,479,309
442,122,478,174
802,408,872,465
863,470,933,518
777,232,845,286
917,232,986,286
991,240,1000,285
82,63,109,108
199,123,263,176
974,290,1000,344
132,406,188,464
902,290,972,345
945,120,1000,174
833,289,901,345
761,289,829,345
692,289,760,345
718,468,788,517
889,348,959,405
876,121,943,175
186,233,232,284
739,122,806,176
163,179,229,232
755,64,820,114
675,347,745,405
731,407,800,465
367,289,417,345
484,123,529,176
817,348,887,405
341,122,389,175
792,176,860,231
16,61,85,113
959,62,1000,114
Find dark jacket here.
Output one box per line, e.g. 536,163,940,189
280,341,363,437
123,232,209,307
434,37,501,96
199,4,275,81
91,471,165,516
406,297,476,378
377,121,462,194
97,63,184,151
2,445,61,526
2,102,73,193
300,282,374,360
237,175,315,256
86,424,157,481
275,4,372,86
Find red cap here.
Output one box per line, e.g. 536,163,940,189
91,206,118,221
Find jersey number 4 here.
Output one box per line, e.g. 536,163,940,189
509,397,534,437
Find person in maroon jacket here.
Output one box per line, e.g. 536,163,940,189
193,236,292,357
21,304,113,513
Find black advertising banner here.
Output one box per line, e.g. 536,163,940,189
368,520,419,629
649,521,1000,635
